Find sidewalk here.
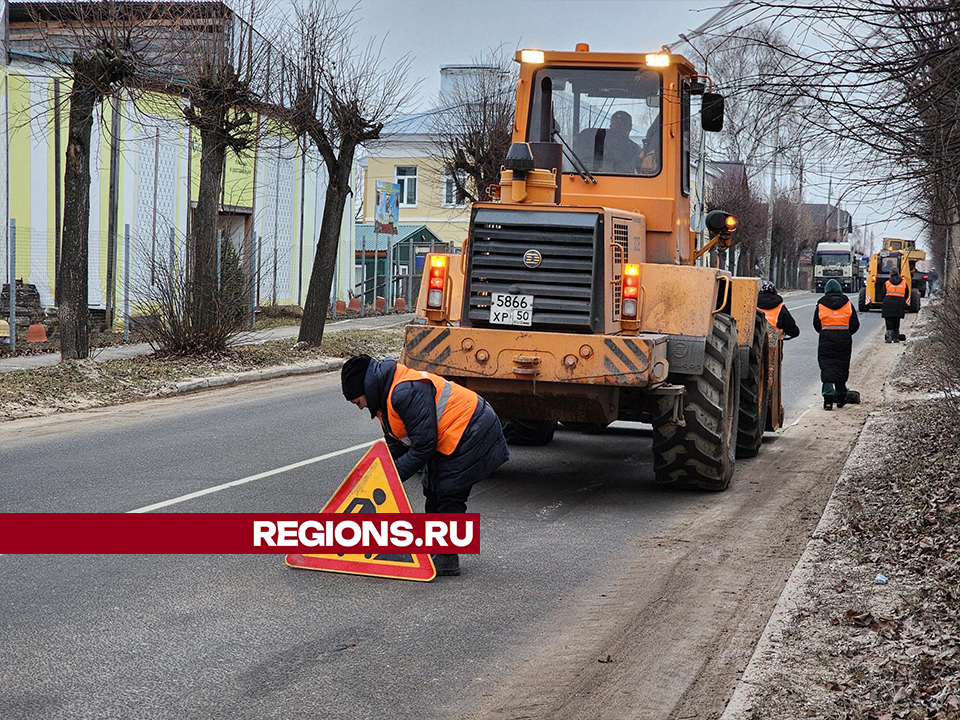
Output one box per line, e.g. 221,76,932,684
0,313,414,373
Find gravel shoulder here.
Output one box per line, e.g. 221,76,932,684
722,303,960,720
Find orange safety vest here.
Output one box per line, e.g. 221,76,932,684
378,363,479,455
818,302,853,330
760,303,783,330
885,279,907,298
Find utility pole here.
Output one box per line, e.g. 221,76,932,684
762,116,779,281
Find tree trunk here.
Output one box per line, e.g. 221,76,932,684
192,124,227,338
947,205,960,291
299,144,356,346
59,77,99,360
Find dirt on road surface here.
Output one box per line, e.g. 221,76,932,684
461,317,910,720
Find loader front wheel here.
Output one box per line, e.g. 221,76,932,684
652,314,741,491
502,419,557,446
736,312,770,459
858,287,869,312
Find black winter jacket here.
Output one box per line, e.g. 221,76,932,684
363,358,510,494
881,280,908,319
813,292,860,384
757,291,800,338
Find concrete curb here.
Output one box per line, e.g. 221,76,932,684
160,357,345,397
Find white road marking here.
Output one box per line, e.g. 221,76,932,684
128,440,377,513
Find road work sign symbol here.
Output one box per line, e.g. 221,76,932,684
285,441,436,581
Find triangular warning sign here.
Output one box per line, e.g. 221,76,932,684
286,441,436,581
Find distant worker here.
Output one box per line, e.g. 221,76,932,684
882,269,908,343
757,281,800,339
341,355,510,576
814,278,860,410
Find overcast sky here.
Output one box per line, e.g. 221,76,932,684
349,0,719,105
316,0,921,248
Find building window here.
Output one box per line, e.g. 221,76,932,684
442,169,467,207
396,166,418,207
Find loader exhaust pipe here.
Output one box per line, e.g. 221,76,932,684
539,76,552,143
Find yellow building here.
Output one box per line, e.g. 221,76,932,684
361,111,471,247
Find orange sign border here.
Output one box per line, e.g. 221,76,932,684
285,441,436,581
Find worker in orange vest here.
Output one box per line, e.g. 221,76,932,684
758,281,800,338
882,270,908,343
341,355,509,576
814,279,860,410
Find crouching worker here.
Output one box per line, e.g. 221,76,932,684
341,355,509,576
814,279,860,410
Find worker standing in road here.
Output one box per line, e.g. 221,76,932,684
882,269,908,343
814,278,860,410
341,354,509,576
757,281,800,339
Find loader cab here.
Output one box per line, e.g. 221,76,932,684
514,48,721,265
871,251,910,302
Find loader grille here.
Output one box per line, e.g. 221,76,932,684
465,208,601,332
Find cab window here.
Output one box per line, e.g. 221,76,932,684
528,67,662,177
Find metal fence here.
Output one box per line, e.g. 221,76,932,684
0,218,306,351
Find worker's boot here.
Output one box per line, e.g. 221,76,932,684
893,333,901,343
836,392,847,408
823,397,833,411
432,554,461,577
884,331,893,343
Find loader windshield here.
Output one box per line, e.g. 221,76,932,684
528,67,662,177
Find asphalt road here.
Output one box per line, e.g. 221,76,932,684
0,293,887,719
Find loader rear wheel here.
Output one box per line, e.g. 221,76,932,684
909,289,921,313
652,314,741,491
736,312,770,459
502,419,557,446
858,287,868,312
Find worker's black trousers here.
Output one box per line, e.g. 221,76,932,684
885,317,901,334
423,486,472,514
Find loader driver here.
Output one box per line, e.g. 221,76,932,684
341,355,510,577
601,110,644,174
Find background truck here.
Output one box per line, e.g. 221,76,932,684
402,45,784,491
814,242,860,293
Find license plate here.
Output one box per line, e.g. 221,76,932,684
489,293,533,326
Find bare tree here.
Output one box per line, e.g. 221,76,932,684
159,0,268,348
283,0,415,346
428,47,517,205
738,1,960,286
689,24,815,278
17,1,171,359
708,164,767,275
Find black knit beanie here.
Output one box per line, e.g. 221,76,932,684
341,355,372,400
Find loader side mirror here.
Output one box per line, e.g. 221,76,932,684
701,92,724,132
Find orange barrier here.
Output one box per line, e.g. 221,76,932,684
26,324,48,343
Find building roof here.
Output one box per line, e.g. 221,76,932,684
355,224,447,252
805,203,853,232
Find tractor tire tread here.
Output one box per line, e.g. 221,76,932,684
652,314,740,491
